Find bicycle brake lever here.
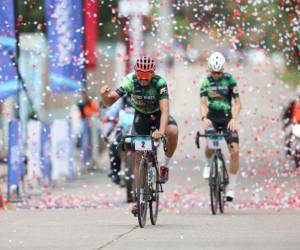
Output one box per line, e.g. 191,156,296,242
195,132,200,149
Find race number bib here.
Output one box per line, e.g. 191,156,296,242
134,137,153,151
207,137,222,150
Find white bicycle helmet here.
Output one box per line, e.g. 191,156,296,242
208,52,225,72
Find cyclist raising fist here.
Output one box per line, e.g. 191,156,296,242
100,56,179,214
199,52,242,202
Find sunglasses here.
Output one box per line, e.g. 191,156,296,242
211,71,223,75
136,71,153,80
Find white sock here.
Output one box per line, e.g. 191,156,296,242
205,156,213,168
228,173,237,189
163,156,170,168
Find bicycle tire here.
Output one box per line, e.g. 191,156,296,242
137,157,148,228
209,156,219,215
218,156,226,214
149,164,159,225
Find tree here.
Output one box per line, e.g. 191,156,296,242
16,0,45,33
174,0,300,71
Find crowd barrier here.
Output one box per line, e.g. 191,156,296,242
5,118,97,203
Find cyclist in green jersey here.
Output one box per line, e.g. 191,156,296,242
199,52,242,202
100,56,179,212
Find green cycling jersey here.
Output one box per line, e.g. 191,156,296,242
116,73,169,114
199,72,239,116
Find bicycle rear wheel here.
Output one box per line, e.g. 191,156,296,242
137,157,148,228
209,157,219,215
149,164,159,225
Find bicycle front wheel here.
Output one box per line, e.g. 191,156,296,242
209,157,219,215
218,156,227,214
149,164,159,225
137,157,148,228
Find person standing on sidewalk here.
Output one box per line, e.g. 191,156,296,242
199,52,242,201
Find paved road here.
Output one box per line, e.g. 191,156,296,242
1,60,300,250
1,169,300,250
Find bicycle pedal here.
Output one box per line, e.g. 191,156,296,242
226,196,233,202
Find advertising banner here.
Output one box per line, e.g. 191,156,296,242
0,0,20,100
44,0,85,92
7,120,21,195
51,120,73,180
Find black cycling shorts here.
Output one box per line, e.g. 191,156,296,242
207,113,239,144
132,110,177,135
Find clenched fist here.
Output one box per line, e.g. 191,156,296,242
100,85,111,98
152,130,163,140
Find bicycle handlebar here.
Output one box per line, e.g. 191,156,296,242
122,134,167,153
195,131,230,149
195,131,201,149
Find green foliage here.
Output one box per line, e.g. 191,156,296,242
175,0,299,70
16,0,123,41
16,0,44,33
99,0,122,42
15,0,299,70
173,17,190,48
275,70,300,87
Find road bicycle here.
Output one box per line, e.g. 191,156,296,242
195,128,229,215
122,131,167,228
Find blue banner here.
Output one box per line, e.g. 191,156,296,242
7,120,21,193
68,121,75,179
0,0,20,100
41,123,52,182
81,119,91,168
45,0,85,93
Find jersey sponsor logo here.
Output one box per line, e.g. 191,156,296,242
160,87,167,95
209,90,222,98
132,95,157,106
132,94,155,100
233,86,239,94
132,94,142,100
210,86,228,91
208,85,229,99
144,95,156,100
